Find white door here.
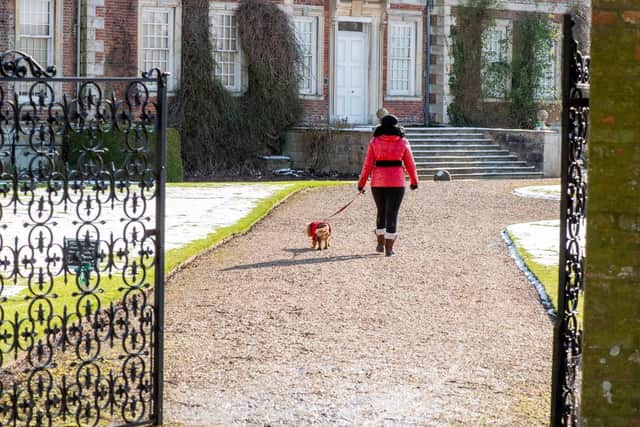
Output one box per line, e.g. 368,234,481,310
335,25,368,124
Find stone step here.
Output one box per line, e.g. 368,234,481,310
418,171,545,180
417,166,538,175
413,154,521,161
409,138,494,144
404,127,490,131
415,160,529,167
413,149,511,156
412,144,501,150
406,133,486,139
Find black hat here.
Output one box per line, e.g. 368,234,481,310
380,114,399,127
374,114,404,137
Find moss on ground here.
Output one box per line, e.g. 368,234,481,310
507,229,583,324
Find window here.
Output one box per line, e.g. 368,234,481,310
482,21,511,99
210,12,241,91
17,0,54,97
388,22,416,96
142,8,174,82
18,0,53,66
294,17,318,95
535,37,558,101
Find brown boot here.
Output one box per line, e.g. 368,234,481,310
384,237,396,257
376,234,385,253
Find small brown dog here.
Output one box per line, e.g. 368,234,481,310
307,221,332,250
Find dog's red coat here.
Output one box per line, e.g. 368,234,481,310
307,221,331,244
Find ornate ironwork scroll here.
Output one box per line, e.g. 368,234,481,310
0,51,168,426
550,16,590,427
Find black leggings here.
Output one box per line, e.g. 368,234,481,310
371,187,405,234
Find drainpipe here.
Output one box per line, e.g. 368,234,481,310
423,0,434,126
76,0,81,78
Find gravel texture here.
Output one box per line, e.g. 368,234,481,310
164,179,559,426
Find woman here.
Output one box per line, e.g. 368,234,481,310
357,115,419,256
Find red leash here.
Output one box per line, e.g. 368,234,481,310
325,192,363,220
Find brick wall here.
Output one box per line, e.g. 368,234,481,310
0,1,15,52
103,0,138,76
81,0,137,77
582,0,640,424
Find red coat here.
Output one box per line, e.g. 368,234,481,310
358,135,419,188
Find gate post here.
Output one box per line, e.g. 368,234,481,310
550,15,589,427
581,1,640,424
152,69,170,425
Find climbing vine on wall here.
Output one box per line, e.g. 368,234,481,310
174,0,303,176
509,14,556,128
449,0,556,128
448,0,496,125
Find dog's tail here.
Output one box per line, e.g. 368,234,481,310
306,223,313,237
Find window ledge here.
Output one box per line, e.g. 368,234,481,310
482,97,508,103
384,95,422,102
299,94,324,101
535,99,561,105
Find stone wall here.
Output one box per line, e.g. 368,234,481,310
283,127,371,175
487,129,561,177
582,0,640,424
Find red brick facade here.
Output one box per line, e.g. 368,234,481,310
1,0,574,127
0,1,16,53
0,1,138,78
103,0,138,77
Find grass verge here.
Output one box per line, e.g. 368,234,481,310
507,229,559,311
165,180,350,275
506,229,583,324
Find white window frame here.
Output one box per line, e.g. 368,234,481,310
387,21,416,97
535,28,560,102
293,16,318,96
17,0,55,65
139,6,175,91
210,10,242,92
16,0,55,99
482,19,512,100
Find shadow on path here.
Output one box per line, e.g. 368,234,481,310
221,252,380,271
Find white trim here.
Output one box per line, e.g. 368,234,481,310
209,8,242,92
138,6,176,91
387,21,417,97
16,0,55,67
293,5,325,99
16,0,59,100
375,229,386,235
293,16,318,96
384,232,398,239
336,16,373,24
334,20,370,124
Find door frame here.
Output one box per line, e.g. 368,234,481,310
331,16,372,124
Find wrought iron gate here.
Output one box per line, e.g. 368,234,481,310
0,51,167,426
550,16,590,427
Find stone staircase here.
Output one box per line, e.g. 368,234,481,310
405,127,544,180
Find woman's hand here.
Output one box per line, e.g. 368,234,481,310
358,186,366,194
410,184,418,190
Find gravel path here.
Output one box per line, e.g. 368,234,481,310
164,180,558,426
